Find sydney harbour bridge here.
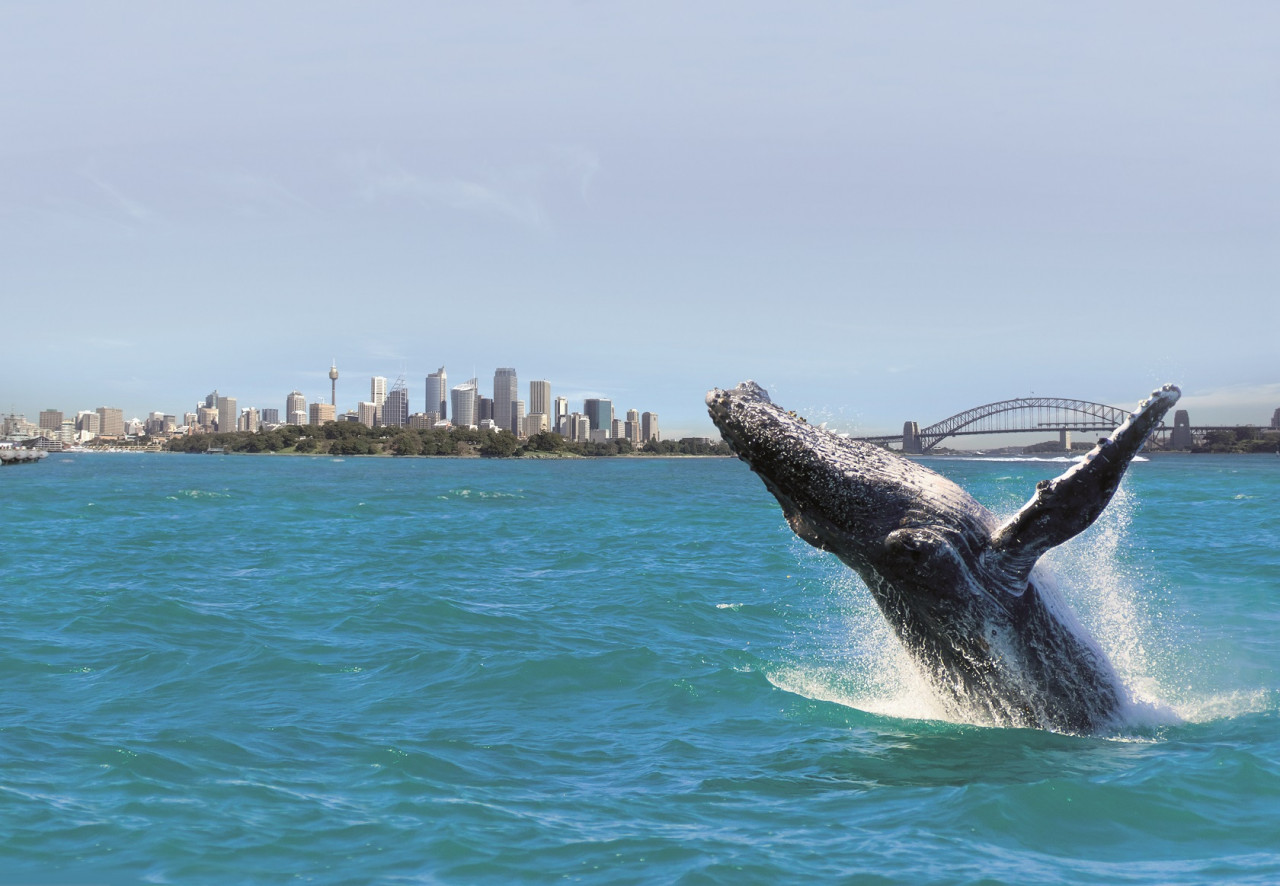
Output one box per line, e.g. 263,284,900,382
850,396,1210,453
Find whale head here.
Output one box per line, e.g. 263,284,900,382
705,381,996,598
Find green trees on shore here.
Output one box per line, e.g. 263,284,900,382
167,423,732,458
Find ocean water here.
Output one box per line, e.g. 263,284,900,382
1,452,1277,885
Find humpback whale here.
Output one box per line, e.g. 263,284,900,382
707,381,1180,733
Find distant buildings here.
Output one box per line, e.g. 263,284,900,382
584,398,613,432
426,367,448,421
451,381,478,429
216,396,237,433
96,407,125,438
383,382,409,428
15,357,669,447
494,368,518,435
286,391,307,426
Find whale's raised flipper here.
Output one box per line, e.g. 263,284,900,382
986,384,1181,586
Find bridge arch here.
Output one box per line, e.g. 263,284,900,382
918,397,1134,452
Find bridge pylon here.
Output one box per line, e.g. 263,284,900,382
902,421,922,454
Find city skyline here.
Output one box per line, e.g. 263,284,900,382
1,4,1275,436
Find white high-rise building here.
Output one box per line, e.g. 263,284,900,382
493,368,518,435
286,392,307,425
370,376,387,425
240,408,259,433
426,367,448,421
451,382,478,429
357,401,378,427
553,396,568,431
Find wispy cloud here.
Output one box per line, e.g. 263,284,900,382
349,153,549,232
81,168,157,225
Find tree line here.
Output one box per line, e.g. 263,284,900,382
166,423,731,458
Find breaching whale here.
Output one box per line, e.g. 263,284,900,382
706,381,1180,733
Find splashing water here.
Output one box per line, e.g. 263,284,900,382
768,466,1262,735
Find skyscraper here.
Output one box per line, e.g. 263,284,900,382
384,383,409,428
426,367,448,420
216,396,237,433
451,382,477,428
642,412,659,443
371,376,387,425
584,398,613,432
493,368,517,434
512,399,525,438
310,402,336,424
286,391,307,426
96,407,125,438
39,410,63,431
553,396,568,431
529,380,551,419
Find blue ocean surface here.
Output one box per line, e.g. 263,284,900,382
1,452,1277,884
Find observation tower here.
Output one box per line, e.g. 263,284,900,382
329,361,339,406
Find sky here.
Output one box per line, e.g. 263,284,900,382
2,1,1276,439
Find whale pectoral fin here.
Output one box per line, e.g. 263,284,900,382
986,384,1180,583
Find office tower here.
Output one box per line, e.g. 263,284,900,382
96,407,125,437
642,412,659,442
384,383,409,428
478,397,494,423
357,402,377,426
370,377,387,425
240,408,259,433
1273,407,1280,430
409,413,438,430
260,408,279,425
329,361,339,405
77,411,101,436
216,397,237,433
553,396,568,430
426,367,448,420
625,417,640,445
286,392,307,425
611,418,624,439
204,390,218,409
309,402,336,424
451,382,477,428
584,398,613,432
525,413,548,436
493,368,518,434
512,399,525,438
529,380,551,419
39,410,63,431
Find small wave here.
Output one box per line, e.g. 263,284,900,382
171,489,231,500
715,602,744,611
436,489,525,501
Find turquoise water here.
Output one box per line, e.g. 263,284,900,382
1,452,1277,884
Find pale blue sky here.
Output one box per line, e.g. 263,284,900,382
2,2,1276,437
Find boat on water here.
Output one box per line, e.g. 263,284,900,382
0,449,47,466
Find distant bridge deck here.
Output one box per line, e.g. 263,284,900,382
846,396,1256,452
